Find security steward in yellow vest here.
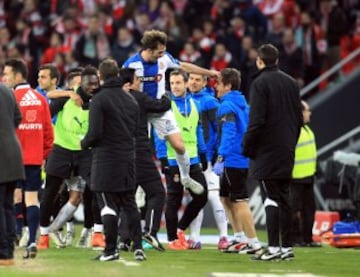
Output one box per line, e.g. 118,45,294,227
290,100,320,247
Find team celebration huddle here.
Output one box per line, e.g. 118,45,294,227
1,29,304,266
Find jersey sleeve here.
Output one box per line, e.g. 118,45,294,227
164,52,180,69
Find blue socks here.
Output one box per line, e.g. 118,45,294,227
26,205,40,245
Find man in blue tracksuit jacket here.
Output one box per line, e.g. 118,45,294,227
187,73,229,250
213,68,262,254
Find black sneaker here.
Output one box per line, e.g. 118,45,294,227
23,243,37,259
251,248,281,261
142,234,165,252
281,250,295,261
134,249,146,261
94,251,119,262
117,238,132,252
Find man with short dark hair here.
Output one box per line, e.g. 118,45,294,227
213,68,262,254
119,67,170,252
243,44,302,261
3,58,54,259
37,64,61,98
154,69,208,250
81,59,146,262
38,66,99,250
187,72,229,250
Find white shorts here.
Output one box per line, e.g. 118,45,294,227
65,176,86,192
148,110,180,139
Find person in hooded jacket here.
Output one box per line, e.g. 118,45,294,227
213,68,262,254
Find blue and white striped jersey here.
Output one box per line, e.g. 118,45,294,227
123,51,180,99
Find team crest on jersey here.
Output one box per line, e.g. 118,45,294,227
26,110,37,122
159,61,165,70
165,119,176,132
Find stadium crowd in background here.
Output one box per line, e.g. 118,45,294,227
0,0,359,97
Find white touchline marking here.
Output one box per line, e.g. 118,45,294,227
117,258,141,267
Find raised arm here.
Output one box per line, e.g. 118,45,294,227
47,90,83,107
179,61,220,79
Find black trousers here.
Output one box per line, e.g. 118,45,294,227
138,179,165,236
290,178,315,244
260,179,292,248
118,178,165,241
165,164,208,241
96,190,142,254
136,152,166,236
0,182,16,259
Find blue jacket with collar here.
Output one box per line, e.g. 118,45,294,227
190,87,219,162
217,90,249,169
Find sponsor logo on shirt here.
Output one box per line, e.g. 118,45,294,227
18,123,43,130
139,74,162,83
19,90,41,106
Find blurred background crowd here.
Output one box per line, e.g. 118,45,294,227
0,0,359,98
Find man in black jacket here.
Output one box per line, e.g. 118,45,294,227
242,44,302,261
0,83,25,266
118,67,171,251
81,59,145,262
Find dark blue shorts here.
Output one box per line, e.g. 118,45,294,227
220,167,249,202
16,165,42,191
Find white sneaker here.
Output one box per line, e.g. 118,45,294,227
49,231,66,248
134,249,146,261
65,231,75,246
181,177,204,195
19,227,29,248
77,230,91,248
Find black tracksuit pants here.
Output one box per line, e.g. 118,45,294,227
260,179,292,248
165,164,208,241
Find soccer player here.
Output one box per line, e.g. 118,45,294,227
186,73,229,250
123,29,219,196
213,68,262,254
155,69,208,250
3,59,54,259
46,68,105,249
38,66,99,249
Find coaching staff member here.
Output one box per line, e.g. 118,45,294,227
242,44,302,261
81,59,145,262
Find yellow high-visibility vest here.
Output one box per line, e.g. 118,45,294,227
292,125,317,179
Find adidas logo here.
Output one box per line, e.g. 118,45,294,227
19,90,41,106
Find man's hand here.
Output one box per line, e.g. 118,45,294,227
69,91,83,107
208,69,220,79
160,158,170,175
213,156,224,176
199,153,208,171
